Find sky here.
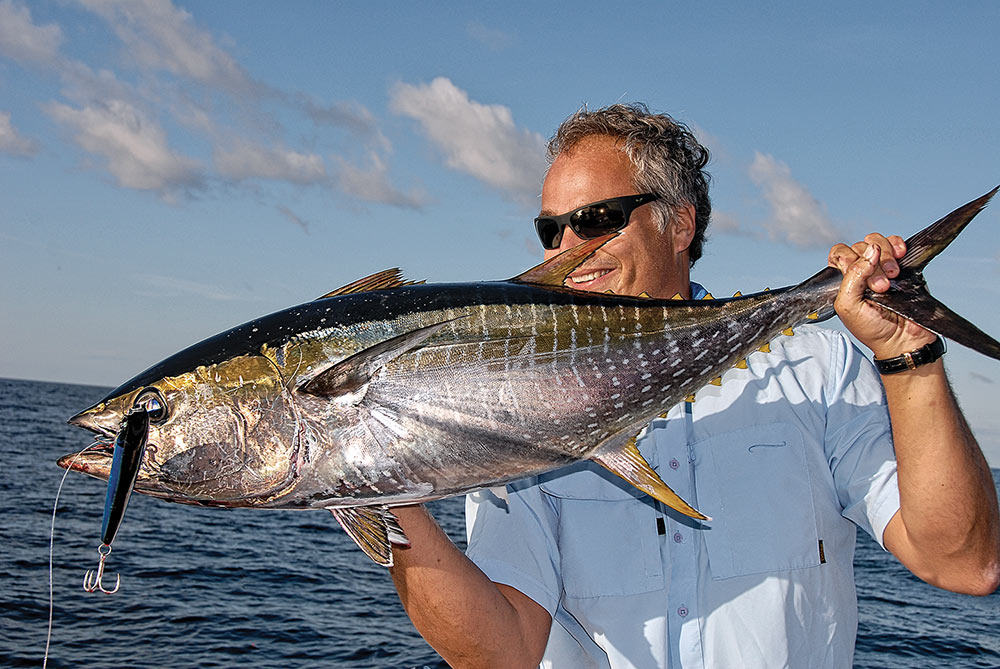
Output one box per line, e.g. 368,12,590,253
1,1,999,461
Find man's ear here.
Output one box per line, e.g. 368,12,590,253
671,204,696,253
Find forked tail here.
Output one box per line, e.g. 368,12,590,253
866,186,1000,360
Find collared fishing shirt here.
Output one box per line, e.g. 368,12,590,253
464,293,900,668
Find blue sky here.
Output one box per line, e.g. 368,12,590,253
2,1,999,461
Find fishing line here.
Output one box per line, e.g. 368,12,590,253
44,444,97,669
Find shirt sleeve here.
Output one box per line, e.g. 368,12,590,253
822,331,900,548
465,479,563,615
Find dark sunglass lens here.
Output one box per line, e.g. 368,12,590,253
535,219,563,249
570,202,626,237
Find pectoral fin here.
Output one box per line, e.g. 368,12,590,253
329,506,410,567
300,320,456,397
591,437,710,521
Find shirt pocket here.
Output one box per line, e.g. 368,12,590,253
694,422,821,580
539,462,665,598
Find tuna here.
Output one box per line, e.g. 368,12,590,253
61,187,1000,566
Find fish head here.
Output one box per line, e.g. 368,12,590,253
63,351,302,506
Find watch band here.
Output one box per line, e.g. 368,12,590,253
873,336,946,375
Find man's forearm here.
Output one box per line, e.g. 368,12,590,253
388,505,551,668
882,360,1000,595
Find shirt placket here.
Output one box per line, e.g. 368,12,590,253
654,401,705,669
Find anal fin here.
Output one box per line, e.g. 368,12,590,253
591,437,709,521
329,506,410,567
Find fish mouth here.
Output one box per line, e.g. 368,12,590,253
62,402,129,482
68,403,121,439
57,439,115,481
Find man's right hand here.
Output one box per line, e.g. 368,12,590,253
388,505,552,668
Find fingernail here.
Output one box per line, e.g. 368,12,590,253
865,245,878,261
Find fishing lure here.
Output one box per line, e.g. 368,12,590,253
83,405,149,594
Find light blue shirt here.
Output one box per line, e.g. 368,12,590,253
465,290,900,668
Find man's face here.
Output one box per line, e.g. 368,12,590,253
539,135,692,299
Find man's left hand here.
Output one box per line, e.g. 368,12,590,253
827,234,937,359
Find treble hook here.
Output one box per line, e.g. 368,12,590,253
83,543,120,594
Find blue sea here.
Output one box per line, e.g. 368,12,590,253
1,377,998,668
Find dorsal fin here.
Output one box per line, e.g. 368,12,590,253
316,268,424,300
509,234,616,286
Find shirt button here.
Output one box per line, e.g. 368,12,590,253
672,532,683,543
669,458,680,470
677,606,689,618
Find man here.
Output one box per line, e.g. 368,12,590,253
389,104,1000,668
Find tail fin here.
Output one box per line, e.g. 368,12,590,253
867,186,1000,360
899,186,998,271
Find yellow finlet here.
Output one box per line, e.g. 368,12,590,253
735,358,748,369
709,376,722,386
758,342,771,353
702,292,715,300
316,268,424,299
807,311,819,320
671,292,684,300
605,289,616,294
684,393,696,403
764,287,771,292
732,290,742,297
637,291,651,298
658,411,670,418
782,327,795,336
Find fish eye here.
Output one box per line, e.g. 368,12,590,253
135,387,168,424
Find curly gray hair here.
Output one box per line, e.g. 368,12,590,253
547,103,712,266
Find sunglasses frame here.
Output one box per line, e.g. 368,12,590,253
534,193,661,250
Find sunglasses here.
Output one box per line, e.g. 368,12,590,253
534,193,661,250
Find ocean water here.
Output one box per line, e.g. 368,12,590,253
1,377,997,668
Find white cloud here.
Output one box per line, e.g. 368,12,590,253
709,210,747,235
333,152,428,210
0,111,38,156
0,0,63,66
390,77,546,209
214,140,327,185
466,21,513,51
5,0,415,209
45,99,202,195
78,0,258,96
748,152,842,248
297,95,380,138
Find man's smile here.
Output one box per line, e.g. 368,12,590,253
568,266,617,289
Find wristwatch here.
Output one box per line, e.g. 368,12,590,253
873,336,946,375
